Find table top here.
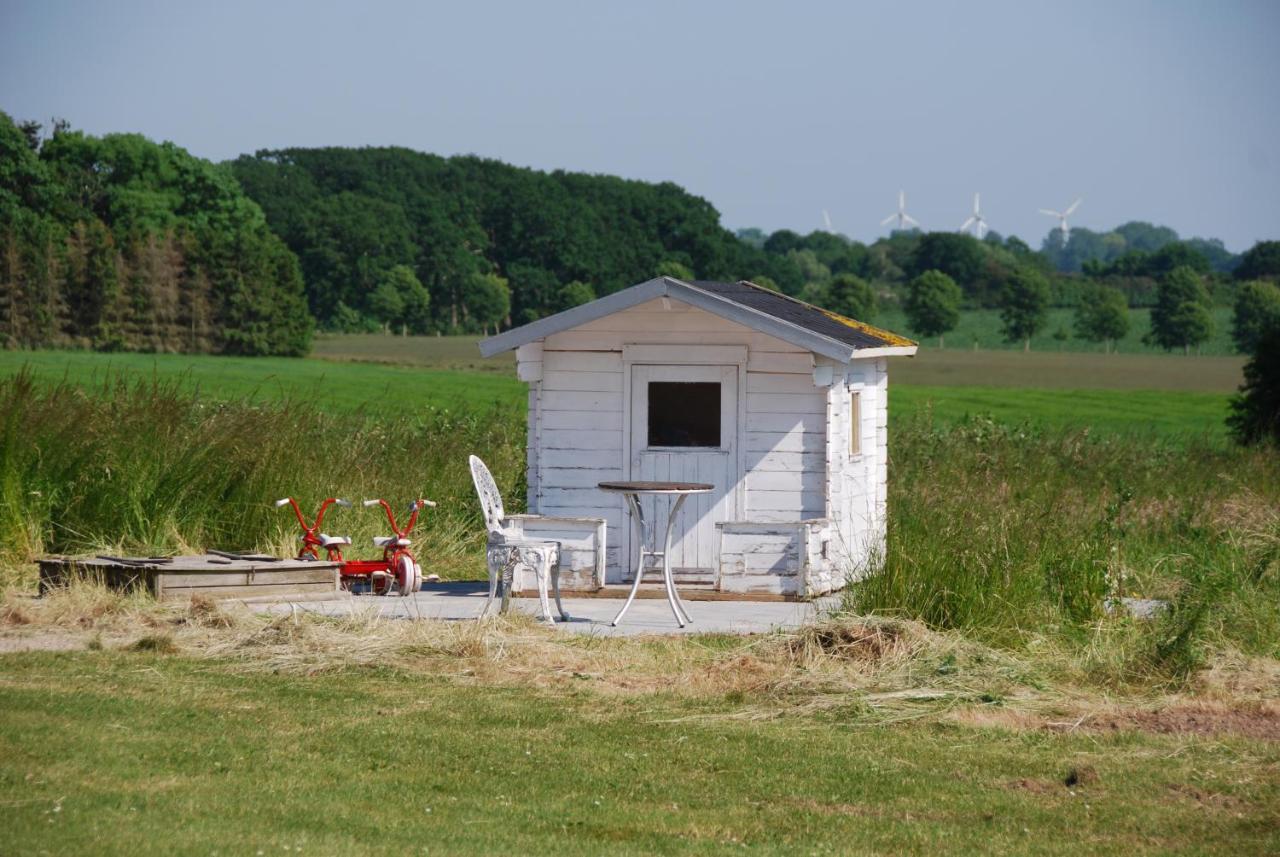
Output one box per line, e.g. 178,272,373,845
597,481,715,495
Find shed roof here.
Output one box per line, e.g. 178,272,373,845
478,277,917,362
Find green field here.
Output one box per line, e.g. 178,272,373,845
0,348,524,413
2,650,1276,856
875,306,1239,356
0,339,1242,438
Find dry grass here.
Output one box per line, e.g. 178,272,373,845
5,582,1276,740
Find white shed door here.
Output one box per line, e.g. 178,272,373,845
628,364,739,575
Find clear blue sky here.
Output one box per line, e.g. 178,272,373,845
3,0,1278,251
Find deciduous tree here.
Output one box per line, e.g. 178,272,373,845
904,270,962,348
1073,285,1130,353
1232,280,1280,354
999,267,1050,351
464,272,511,335
1147,266,1214,354
827,273,876,321
555,280,594,311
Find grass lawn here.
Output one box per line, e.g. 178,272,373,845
0,348,524,413
893,385,1233,438
0,343,1240,438
2,651,1276,856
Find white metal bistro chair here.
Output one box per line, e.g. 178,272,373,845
469,455,567,624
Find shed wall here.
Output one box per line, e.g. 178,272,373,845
519,297,887,588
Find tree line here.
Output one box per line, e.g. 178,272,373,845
0,113,311,355
4,118,1280,364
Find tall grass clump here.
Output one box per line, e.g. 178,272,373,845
0,371,525,586
853,414,1280,668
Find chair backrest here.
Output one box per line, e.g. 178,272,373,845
468,455,505,537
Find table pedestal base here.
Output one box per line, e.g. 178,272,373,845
612,493,693,627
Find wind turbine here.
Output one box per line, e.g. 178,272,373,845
959,193,989,239
822,209,834,232
1039,198,1082,241
880,191,920,231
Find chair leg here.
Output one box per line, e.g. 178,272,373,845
482,558,499,618
537,555,555,625
499,550,515,615
552,563,568,621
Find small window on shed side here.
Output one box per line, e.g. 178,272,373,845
648,382,721,447
850,390,861,456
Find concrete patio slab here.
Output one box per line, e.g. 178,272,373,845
252,582,842,637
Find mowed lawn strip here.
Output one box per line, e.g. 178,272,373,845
1,652,1276,856
0,348,1235,437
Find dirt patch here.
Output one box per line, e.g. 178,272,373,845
953,698,1280,742
0,632,89,653
1073,702,1280,742
1007,778,1059,795
1165,783,1246,810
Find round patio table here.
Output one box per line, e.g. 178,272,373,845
597,481,714,628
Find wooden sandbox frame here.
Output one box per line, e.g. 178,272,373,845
38,555,343,602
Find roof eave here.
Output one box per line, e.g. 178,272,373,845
478,276,916,362
849,345,919,359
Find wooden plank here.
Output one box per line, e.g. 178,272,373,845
539,449,623,470
539,428,622,451
539,486,627,508
746,372,819,394
539,467,624,488
159,582,339,601
542,350,623,372
747,352,813,374
158,567,336,588
543,330,807,354
540,409,623,431
746,411,825,433
746,510,826,524
744,449,826,472
540,370,624,393
748,491,827,514
746,470,824,493
576,310,749,333
720,552,800,574
746,429,825,453
746,392,826,415
540,390,622,412
623,343,746,365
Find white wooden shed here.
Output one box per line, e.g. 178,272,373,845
478,277,917,598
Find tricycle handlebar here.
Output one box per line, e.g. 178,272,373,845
274,498,291,507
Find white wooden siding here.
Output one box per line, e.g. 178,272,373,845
516,295,893,589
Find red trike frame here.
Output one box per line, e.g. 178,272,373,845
275,496,352,561
275,496,435,596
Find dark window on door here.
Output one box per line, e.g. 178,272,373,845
648,382,721,447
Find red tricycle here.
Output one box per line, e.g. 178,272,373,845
275,495,436,596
